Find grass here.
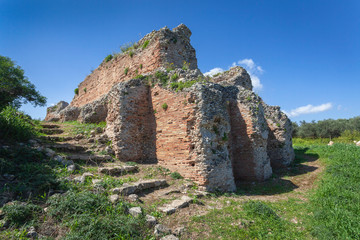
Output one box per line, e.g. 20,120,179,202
170,171,183,179
46,190,147,239
170,77,207,92
0,106,38,142
304,143,360,239
63,121,106,137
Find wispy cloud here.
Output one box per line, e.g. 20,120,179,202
284,103,333,117
203,58,264,91
204,67,224,77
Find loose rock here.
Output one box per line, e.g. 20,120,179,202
109,194,119,203
129,207,142,217
154,224,172,237
145,215,157,228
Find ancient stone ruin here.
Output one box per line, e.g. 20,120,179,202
46,24,295,192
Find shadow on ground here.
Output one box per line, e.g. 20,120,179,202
224,147,320,197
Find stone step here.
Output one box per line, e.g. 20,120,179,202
158,195,193,215
112,179,167,196
40,136,74,142
45,143,86,152
40,128,64,135
65,153,113,163
41,124,60,129
98,165,138,176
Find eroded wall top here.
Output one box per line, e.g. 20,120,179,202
71,24,198,107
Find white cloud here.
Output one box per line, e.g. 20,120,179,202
237,59,255,70
285,103,333,117
233,58,264,91
204,67,225,77
205,58,264,91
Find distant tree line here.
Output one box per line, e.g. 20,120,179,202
292,117,360,139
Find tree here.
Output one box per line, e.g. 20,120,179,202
0,55,46,110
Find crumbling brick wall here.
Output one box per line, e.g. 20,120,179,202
71,24,197,107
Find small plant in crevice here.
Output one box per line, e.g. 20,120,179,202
155,71,169,86
129,51,134,58
83,88,87,93
182,60,190,70
213,125,219,135
124,67,129,76
165,62,175,72
139,64,143,69
162,103,168,111
74,88,79,95
142,40,149,49
134,74,144,79
222,132,228,141
104,54,113,62
171,73,179,81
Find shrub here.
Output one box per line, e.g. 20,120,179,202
124,67,129,76
162,103,168,111
142,40,149,49
171,73,178,81
3,202,42,227
182,61,190,70
165,62,175,72
139,64,143,69
74,88,79,95
155,71,169,86
104,54,113,62
170,172,183,179
0,106,36,142
83,88,87,93
129,51,134,58
134,75,144,79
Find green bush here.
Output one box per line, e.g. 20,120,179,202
0,106,36,142
129,51,134,58
134,75,144,79
83,88,87,93
171,73,178,81
162,103,168,111
170,172,183,179
74,88,79,95
124,67,129,76
142,40,149,49
155,71,169,86
104,54,113,62
3,202,42,227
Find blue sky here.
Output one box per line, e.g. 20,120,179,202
1,0,359,123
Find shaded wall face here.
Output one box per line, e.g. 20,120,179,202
106,80,156,163
228,100,256,180
150,86,203,181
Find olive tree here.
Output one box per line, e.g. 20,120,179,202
0,55,46,110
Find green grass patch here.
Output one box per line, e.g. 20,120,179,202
304,143,360,239
0,106,37,142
